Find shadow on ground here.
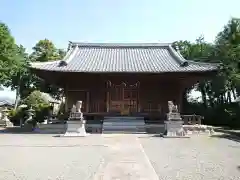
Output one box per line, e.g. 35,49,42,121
0,127,158,135
0,144,104,148
211,127,240,143
0,127,61,134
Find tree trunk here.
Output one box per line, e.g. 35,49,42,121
201,90,207,107
14,72,21,110
227,91,232,103
232,88,237,99
14,86,20,110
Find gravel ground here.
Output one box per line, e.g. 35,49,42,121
0,133,239,179
140,134,240,180
0,134,107,180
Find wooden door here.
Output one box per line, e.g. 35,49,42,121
109,83,125,113
108,82,139,115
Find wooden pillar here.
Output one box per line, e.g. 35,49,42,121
64,85,68,112
178,83,185,113
106,90,110,112
137,82,141,112
86,91,90,112
138,89,141,112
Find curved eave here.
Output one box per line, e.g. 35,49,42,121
30,66,218,74
30,60,219,74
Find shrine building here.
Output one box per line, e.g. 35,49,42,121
31,42,218,120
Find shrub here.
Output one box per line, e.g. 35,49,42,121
184,102,240,128
21,90,52,123
8,107,28,126
22,90,49,109
34,103,51,123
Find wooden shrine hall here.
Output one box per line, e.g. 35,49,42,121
31,42,218,119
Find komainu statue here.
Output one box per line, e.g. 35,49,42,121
168,101,178,113
71,104,76,113
75,101,82,113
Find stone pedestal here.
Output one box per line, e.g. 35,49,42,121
63,119,88,137
163,112,189,138
167,112,181,121
62,102,89,137
164,120,186,137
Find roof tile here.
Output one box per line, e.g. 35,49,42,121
31,43,218,73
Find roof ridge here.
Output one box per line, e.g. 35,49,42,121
30,60,61,66
68,42,172,48
187,60,219,67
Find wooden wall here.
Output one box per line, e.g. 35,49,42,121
32,68,216,117
65,74,184,115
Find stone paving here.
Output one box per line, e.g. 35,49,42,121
0,133,239,179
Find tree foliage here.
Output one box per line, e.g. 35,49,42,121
0,22,17,85
173,18,240,127
0,23,66,109
22,90,49,108
29,39,66,100
30,39,65,62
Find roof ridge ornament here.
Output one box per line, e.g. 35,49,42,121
168,45,189,67
58,45,80,67
58,60,68,67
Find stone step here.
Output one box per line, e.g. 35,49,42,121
103,125,145,129
102,130,146,134
104,116,144,120
103,121,145,125
102,116,146,133
103,119,144,123
36,124,67,134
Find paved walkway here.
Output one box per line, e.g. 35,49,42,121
93,134,159,180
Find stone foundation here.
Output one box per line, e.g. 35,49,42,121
36,124,66,133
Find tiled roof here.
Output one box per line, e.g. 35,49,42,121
31,42,218,73
0,100,14,107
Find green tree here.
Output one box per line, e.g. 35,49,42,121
30,39,65,62
0,23,33,108
174,36,217,107
215,18,240,101
0,22,17,85
6,45,31,109
30,39,66,99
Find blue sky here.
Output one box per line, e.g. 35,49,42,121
1,0,240,99
1,0,240,52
